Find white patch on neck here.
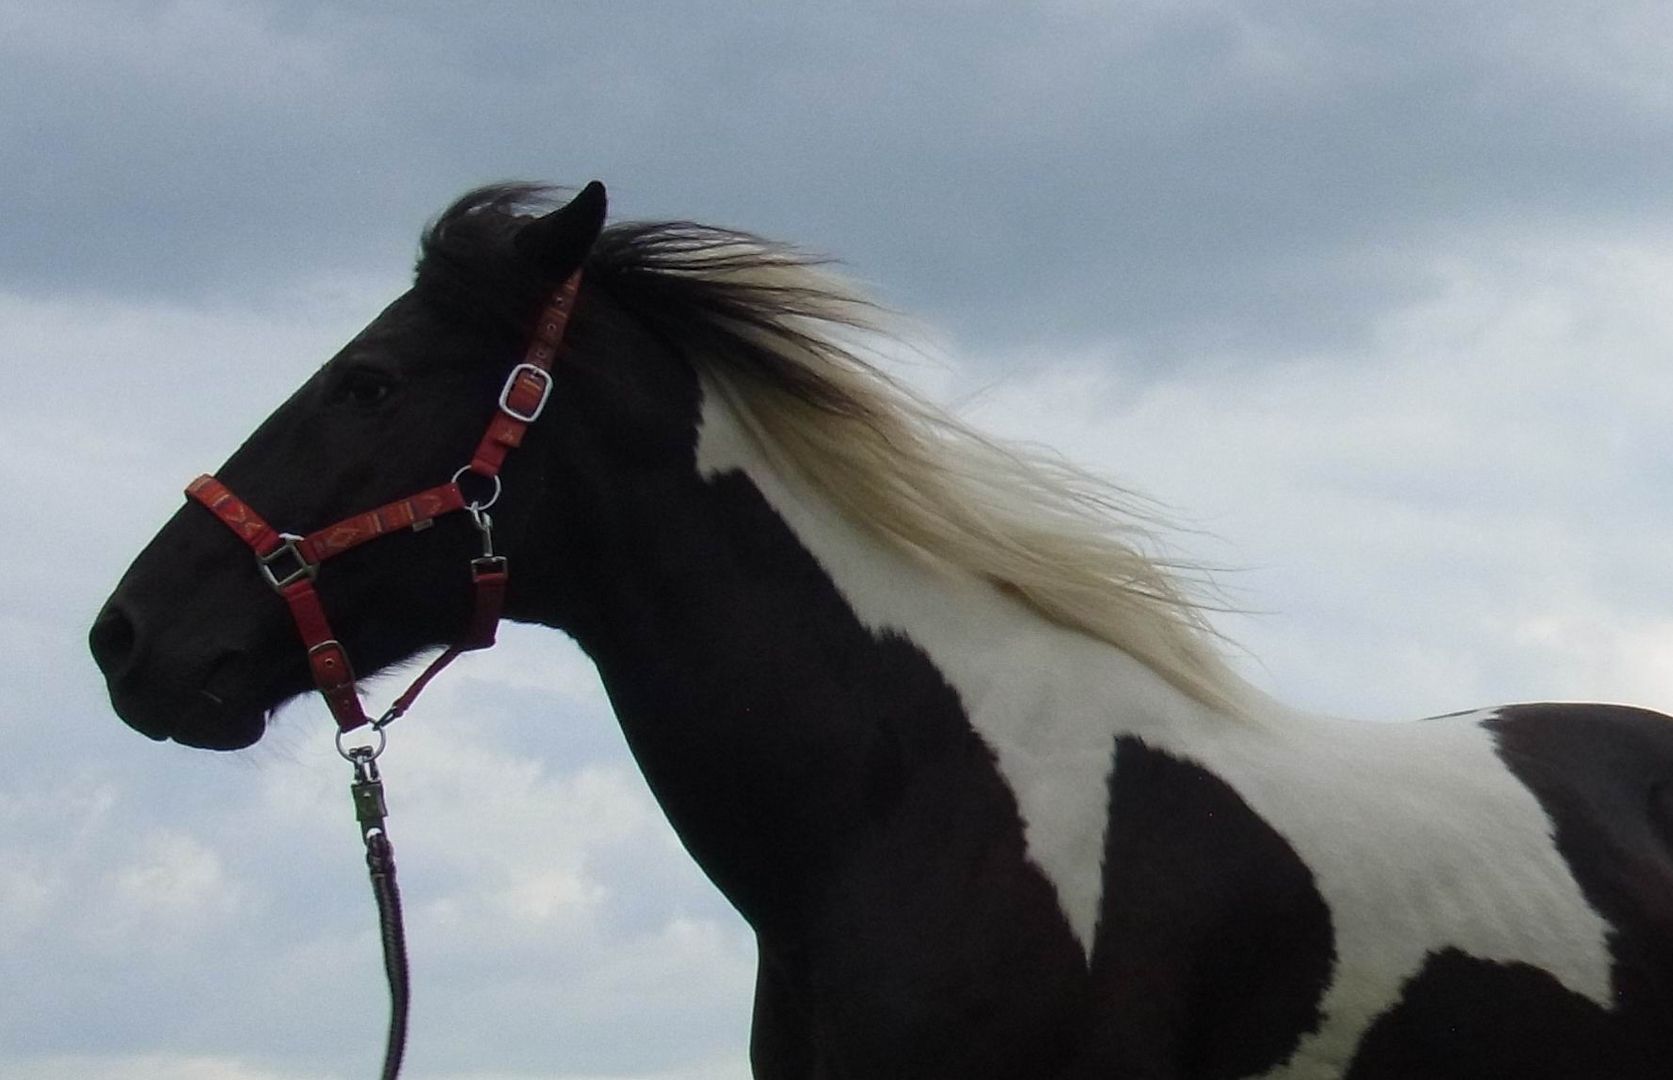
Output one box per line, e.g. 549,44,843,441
696,383,1149,955
694,386,1615,1062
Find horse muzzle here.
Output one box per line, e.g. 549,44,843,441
90,596,270,750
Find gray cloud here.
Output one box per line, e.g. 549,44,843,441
9,3,1673,360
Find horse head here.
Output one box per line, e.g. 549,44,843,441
89,183,632,749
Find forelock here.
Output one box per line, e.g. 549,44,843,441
414,183,563,332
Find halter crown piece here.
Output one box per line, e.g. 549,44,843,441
186,271,583,733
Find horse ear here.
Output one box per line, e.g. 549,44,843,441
515,181,607,276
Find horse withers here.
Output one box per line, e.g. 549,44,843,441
91,182,1673,1078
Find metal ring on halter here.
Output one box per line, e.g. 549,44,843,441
451,465,502,511
336,722,388,762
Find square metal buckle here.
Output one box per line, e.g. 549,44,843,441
498,363,553,423
259,533,315,590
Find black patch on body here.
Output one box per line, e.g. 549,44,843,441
1346,948,1647,1079
1345,704,1673,1078
1077,737,1335,1078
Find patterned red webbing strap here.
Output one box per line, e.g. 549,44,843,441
185,270,582,732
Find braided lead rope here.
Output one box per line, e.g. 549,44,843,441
347,743,409,1079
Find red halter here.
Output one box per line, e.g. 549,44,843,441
186,271,582,733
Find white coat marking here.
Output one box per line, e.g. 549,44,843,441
694,389,1615,1073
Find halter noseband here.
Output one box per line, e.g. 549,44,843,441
185,271,582,733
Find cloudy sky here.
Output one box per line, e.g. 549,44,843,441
6,2,1673,1078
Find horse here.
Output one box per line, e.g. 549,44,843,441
90,182,1673,1079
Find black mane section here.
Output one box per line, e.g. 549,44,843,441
587,220,879,417
414,182,883,417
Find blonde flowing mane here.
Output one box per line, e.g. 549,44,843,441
420,185,1252,716
588,223,1250,718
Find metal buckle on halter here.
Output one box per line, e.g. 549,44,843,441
497,363,553,423
259,533,315,590
307,638,356,690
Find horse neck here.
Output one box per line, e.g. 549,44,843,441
532,372,1234,942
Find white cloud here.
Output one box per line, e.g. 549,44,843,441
1,1055,340,1080
0,856,57,948
958,227,1673,718
0,1051,755,1080
106,829,242,927
0,778,117,946
2,1,343,91
1496,3,1673,110
426,1062,749,1080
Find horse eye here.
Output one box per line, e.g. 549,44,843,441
338,368,396,408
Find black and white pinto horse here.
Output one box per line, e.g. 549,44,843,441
92,183,1673,1078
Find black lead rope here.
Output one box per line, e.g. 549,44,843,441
347,744,410,1080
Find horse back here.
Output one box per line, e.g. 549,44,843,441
1088,704,1673,1079
1336,702,1673,1079
1486,702,1673,979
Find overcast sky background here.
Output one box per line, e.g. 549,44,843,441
6,2,1673,1078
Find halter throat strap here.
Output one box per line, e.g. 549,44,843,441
185,270,581,732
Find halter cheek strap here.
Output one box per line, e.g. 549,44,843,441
186,270,581,732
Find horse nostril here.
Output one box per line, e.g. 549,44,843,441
90,602,139,678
